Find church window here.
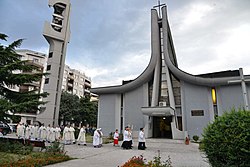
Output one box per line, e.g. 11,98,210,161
211,88,218,118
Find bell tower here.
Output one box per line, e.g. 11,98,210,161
37,0,71,126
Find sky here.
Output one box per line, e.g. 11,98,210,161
1,0,250,87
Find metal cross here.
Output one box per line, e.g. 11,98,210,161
228,68,250,110
153,0,166,18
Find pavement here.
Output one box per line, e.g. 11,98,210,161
45,139,210,167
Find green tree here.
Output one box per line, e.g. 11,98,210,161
79,95,97,126
59,91,80,125
0,33,48,120
59,92,97,126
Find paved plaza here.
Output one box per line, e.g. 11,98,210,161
46,139,210,167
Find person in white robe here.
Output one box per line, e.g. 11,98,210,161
93,129,100,148
49,126,56,142
25,124,31,139
121,126,132,149
39,124,47,141
98,128,103,147
46,124,51,142
69,125,75,144
63,125,71,144
33,124,39,140
29,124,35,140
17,123,25,139
77,126,87,145
138,128,146,150
55,126,61,141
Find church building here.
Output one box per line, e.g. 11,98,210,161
91,5,250,139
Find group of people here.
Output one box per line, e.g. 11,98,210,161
62,124,88,146
16,122,146,150
16,123,61,142
119,127,146,150
92,128,103,148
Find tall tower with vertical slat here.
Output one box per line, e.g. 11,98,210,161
37,0,71,126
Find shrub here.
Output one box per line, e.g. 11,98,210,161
147,155,172,167
0,140,33,155
121,152,172,167
192,135,199,142
121,155,145,167
201,108,250,167
46,141,64,154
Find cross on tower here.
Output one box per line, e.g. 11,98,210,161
153,0,166,18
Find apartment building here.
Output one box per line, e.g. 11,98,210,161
16,49,47,93
62,65,92,97
14,49,47,124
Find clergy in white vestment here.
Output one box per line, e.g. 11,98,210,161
33,124,39,140
98,128,103,147
55,126,61,141
29,125,35,140
46,124,51,142
17,123,25,139
93,129,100,148
77,126,87,145
63,125,71,144
39,124,47,141
49,126,56,142
69,125,75,144
25,125,31,139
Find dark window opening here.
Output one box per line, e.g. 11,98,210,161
45,78,49,84
47,65,51,71
49,52,53,58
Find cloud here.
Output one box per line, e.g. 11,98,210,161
169,0,250,75
1,0,250,88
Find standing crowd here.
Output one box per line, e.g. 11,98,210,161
16,123,146,150
16,123,61,142
120,126,146,150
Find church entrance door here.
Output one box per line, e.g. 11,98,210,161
153,116,172,138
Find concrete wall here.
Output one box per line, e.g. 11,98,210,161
123,86,145,132
181,82,211,138
217,85,244,114
182,81,248,138
98,94,120,136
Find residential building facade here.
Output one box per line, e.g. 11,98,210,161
62,65,91,97
14,49,47,125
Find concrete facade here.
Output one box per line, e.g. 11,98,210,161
12,49,47,125
91,5,250,139
37,0,71,126
62,65,91,97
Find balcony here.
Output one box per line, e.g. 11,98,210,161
25,60,44,69
23,81,40,87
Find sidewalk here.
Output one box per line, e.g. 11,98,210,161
46,139,210,167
